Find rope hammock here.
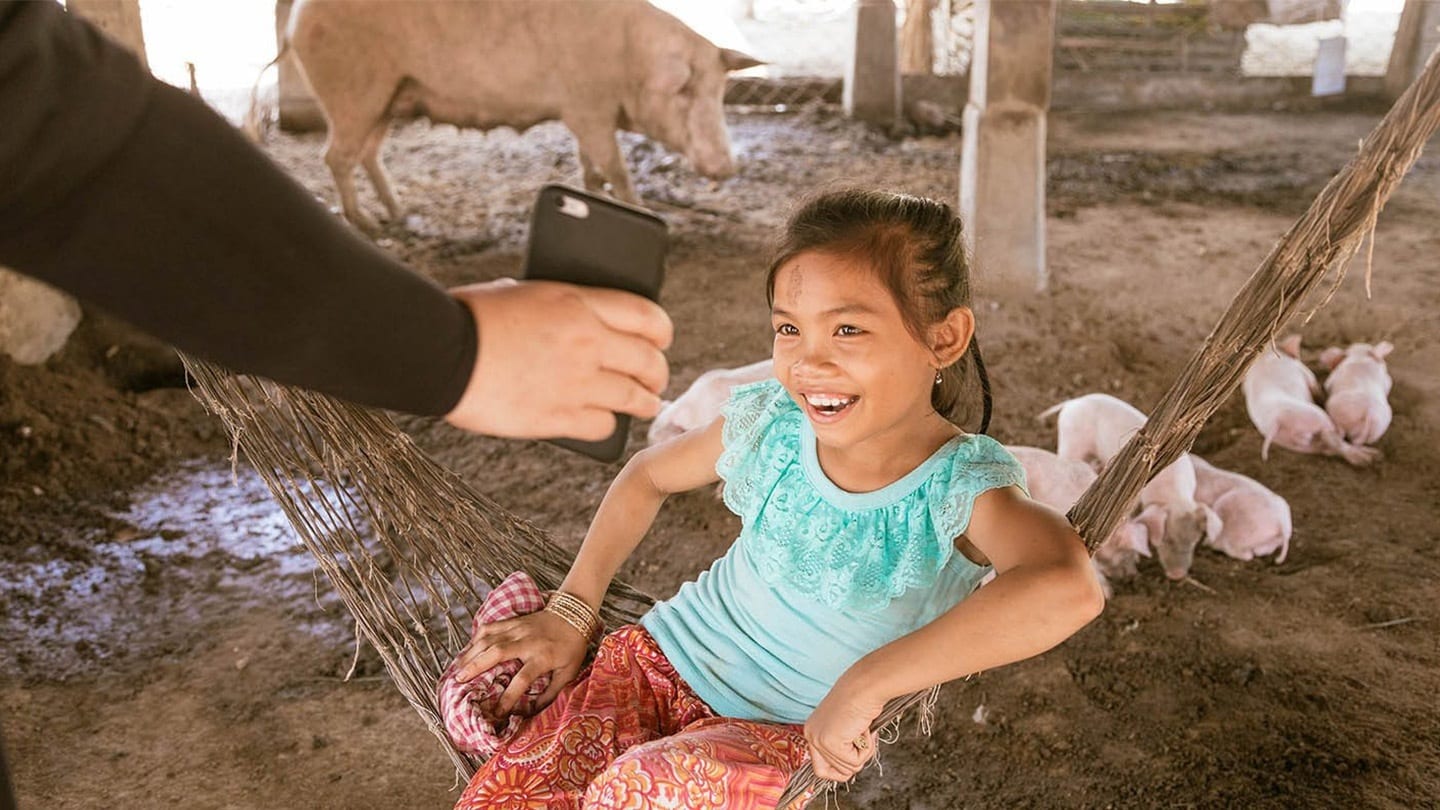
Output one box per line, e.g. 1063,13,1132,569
182,47,1440,805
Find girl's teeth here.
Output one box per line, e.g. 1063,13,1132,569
805,394,856,412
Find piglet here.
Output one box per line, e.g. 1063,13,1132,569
1039,393,1212,581
1190,455,1292,564
1242,335,1379,466
646,359,772,445
1318,341,1393,446
1007,445,1153,597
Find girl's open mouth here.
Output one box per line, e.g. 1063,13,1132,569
802,393,859,423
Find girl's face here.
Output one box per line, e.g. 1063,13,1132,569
770,251,954,453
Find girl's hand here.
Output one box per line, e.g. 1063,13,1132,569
450,610,591,716
804,679,886,782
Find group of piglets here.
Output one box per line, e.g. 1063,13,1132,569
1022,394,1291,597
646,335,1393,598
1242,335,1393,467
1028,335,1393,595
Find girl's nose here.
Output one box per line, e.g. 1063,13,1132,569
791,342,835,376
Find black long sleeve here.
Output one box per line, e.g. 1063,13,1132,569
0,0,476,416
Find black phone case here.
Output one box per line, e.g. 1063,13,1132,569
522,184,668,462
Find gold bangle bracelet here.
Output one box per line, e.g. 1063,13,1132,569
543,603,594,642
544,591,602,643
559,596,602,640
545,601,600,643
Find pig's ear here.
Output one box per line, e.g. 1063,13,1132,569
720,48,765,72
648,60,692,94
1277,334,1303,358
1372,341,1394,360
1121,521,1152,557
1319,347,1345,370
1134,504,1166,550
1201,504,1224,543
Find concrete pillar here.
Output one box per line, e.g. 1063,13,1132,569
275,0,326,132
67,0,148,71
0,269,82,365
844,0,901,128
959,0,1057,294
1386,0,1440,98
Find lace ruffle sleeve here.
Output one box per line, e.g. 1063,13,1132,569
927,435,1029,545
715,378,801,525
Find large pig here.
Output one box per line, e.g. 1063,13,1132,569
1039,393,1212,581
647,359,771,445
284,0,761,232
1318,341,1394,446
1242,335,1379,466
1006,445,1153,595
1190,455,1292,564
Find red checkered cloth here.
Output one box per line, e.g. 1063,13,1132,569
438,570,553,757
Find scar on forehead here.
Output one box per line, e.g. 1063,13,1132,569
786,263,804,306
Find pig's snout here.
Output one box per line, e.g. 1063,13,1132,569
685,132,737,180
1158,546,1195,581
692,150,736,180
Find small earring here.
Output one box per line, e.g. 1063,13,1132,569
934,371,943,385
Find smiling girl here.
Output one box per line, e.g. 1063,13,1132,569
449,189,1105,809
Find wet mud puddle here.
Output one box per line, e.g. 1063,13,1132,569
1,460,352,680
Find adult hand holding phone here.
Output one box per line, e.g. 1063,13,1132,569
445,279,673,440
521,185,670,460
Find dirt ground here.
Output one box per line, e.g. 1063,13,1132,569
3,101,1438,809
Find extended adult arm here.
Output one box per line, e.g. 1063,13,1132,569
0,0,474,415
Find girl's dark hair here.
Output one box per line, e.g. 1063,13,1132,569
765,188,992,434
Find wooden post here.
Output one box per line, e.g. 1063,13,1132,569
1387,0,1440,99
901,0,936,75
67,0,148,71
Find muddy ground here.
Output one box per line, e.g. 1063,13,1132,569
3,102,1438,808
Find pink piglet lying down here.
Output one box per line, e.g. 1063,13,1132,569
1318,341,1394,447
1190,455,1292,564
1242,335,1379,467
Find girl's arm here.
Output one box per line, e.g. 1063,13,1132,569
806,487,1104,779
849,486,1104,690
452,417,726,710
557,417,726,608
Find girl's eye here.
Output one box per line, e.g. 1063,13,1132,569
836,325,864,337
775,323,798,336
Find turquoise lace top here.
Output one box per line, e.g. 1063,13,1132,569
640,379,1028,723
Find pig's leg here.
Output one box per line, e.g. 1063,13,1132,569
1319,430,1382,466
577,147,606,195
360,122,404,223
323,128,382,234
315,85,401,235
569,123,639,205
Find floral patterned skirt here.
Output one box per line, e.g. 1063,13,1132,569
454,625,813,810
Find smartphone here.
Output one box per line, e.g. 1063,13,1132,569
521,184,668,462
